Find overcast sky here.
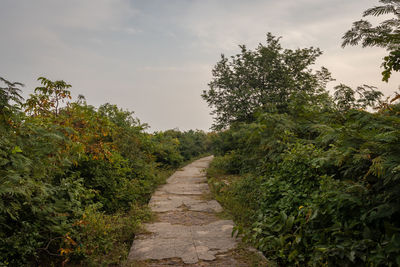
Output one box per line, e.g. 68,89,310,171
1,0,399,131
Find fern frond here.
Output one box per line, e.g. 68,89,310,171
364,5,397,17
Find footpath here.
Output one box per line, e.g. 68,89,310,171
128,156,267,267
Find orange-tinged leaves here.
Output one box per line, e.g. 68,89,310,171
59,248,72,256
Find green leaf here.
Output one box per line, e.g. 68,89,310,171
11,146,22,154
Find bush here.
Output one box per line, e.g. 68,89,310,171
0,77,212,266
65,204,151,266
208,100,400,266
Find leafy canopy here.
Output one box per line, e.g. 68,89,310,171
202,33,331,130
0,77,24,125
25,77,71,116
333,84,383,111
342,0,400,81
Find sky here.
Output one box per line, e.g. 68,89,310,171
1,0,399,131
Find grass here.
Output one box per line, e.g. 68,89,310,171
233,242,276,267
206,164,255,228
205,156,276,266
63,166,176,267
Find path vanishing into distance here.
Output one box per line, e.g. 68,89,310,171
127,156,268,266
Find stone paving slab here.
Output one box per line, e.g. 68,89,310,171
149,195,223,213
158,182,210,195
156,210,220,226
130,221,236,264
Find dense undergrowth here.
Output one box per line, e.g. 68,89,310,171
207,92,400,266
202,25,400,265
0,77,211,266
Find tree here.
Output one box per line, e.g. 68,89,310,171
24,77,71,116
202,33,332,130
333,84,383,111
0,77,23,125
342,0,400,82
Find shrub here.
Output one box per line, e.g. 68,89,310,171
0,77,212,265
209,102,400,266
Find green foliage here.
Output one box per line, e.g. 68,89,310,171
65,204,151,266
151,131,183,168
25,77,72,116
208,101,400,266
342,0,400,81
0,77,212,266
202,33,332,130
0,77,23,125
205,32,400,265
162,129,212,161
150,129,213,168
333,84,383,111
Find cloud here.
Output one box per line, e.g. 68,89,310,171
1,0,399,131
35,0,139,31
177,0,368,52
175,0,399,96
123,27,142,35
137,65,209,73
176,0,293,51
